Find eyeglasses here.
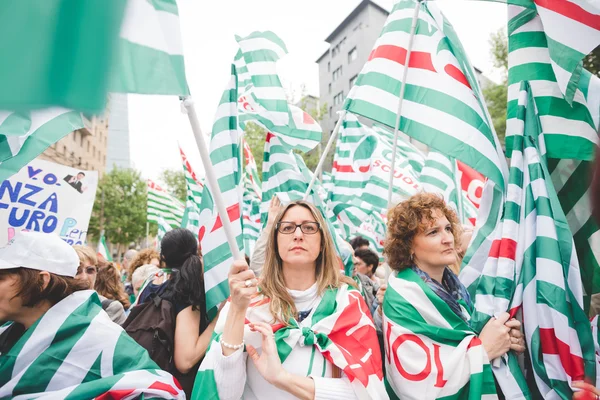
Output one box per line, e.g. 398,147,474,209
276,221,321,235
77,264,98,275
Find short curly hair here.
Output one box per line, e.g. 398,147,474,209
384,192,462,272
128,248,160,281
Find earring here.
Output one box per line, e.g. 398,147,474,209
410,253,414,262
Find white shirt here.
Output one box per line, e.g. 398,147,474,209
213,283,358,400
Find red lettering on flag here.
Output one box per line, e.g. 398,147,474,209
368,45,436,72
149,381,180,395
488,238,517,261
332,161,356,173
96,389,136,400
444,64,472,90
303,111,316,125
535,0,600,30
539,327,585,381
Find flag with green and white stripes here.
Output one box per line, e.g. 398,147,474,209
344,0,507,191
502,81,596,398
235,31,322,153
97,234,112,262
111,0,189,95
147,179,184,228
179,146,204,238
507,3,600,160
241,138,262,257
383,269,500,399
0,290,184,399
0,109,84,182
198,64,243,314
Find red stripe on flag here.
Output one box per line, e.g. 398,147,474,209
467,336,483,350
539,328,585,380
149,381,180,395
211,204,241,232
332,161,356,173
95,389,136,400
488,238,517,260
535,0,600,30
444,64,472,89
303,111,316,124
368,45,436,72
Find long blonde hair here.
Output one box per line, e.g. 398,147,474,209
260,200,355,324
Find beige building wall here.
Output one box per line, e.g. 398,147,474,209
39,112,110,178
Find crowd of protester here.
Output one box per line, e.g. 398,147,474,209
1,178,600,398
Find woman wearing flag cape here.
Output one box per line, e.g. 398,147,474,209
381,193,526,399
0,231,184,399
192,200,387,399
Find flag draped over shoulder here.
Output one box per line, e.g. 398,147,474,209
0,290,184,399
192,284,387,400
344,0,507,191
0,109,84,182
198,65,243,315
383,269,499,399
0,2,126,113
111,0,189,95
147,179,184,228
502,81,596,398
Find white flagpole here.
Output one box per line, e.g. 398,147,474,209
181,96,242,260
387,0,422,209
303,110,347,200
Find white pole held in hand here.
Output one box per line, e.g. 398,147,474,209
303,110,347,200
182,96,242,260
387,0,422,209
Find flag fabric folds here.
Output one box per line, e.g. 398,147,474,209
0,290,184,399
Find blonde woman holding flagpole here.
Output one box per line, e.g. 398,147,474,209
192,200,387,400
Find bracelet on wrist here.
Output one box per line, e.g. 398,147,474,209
220,338,244,350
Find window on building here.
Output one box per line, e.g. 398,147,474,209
72,131,77,142
93,146,96,157
63,145,67,155
349,74,358,88
328,83,332,94
332,47,338,57
329,106,332,117
80,133,84,146
353,23,363,31
327,62,330,72
348,47,358,63
332,66,343,82
333,91,345,106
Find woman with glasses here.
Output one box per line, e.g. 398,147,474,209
193,200,387,400
73,245,126,324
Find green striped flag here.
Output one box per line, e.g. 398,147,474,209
383,269,500,398
0,2,126,113
111,0,189,95
193,285,387,399
235,31,322,153
97,234,112,262
502,81,596,397
241,139,262,257
147,179,184,228
344,0,508,191
179,146,204,238
420,151,478,225
507,3,600,160
0,109,84,182
0,290,184,399
198,65,243,314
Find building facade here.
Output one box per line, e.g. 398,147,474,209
317,0,389,139
105,93,132,172
39,111,110,178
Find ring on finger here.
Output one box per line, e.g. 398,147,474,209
244,279,254,287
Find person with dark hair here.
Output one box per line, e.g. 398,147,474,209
0,232,184,399
63,171,86,193
354,248,380,284
136,228,216,397
349,235,370,251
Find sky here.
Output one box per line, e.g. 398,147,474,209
128,0,508,183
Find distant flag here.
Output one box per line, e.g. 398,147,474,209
147,179,184,228
97,234,112,262
179,146,204,238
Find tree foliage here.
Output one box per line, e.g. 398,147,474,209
88,168,148,249
584,47,600,76
159,169,186,203
483,28,508,146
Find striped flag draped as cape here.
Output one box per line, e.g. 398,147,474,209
504,81,596,398
383,269,501,399
344,0,507,192
0,290,184,399
111,0,189,95
192,284,387,399
147,179,184,228
198,65,243,315
0,109,84,182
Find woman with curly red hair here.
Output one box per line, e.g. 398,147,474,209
382,193,525,399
